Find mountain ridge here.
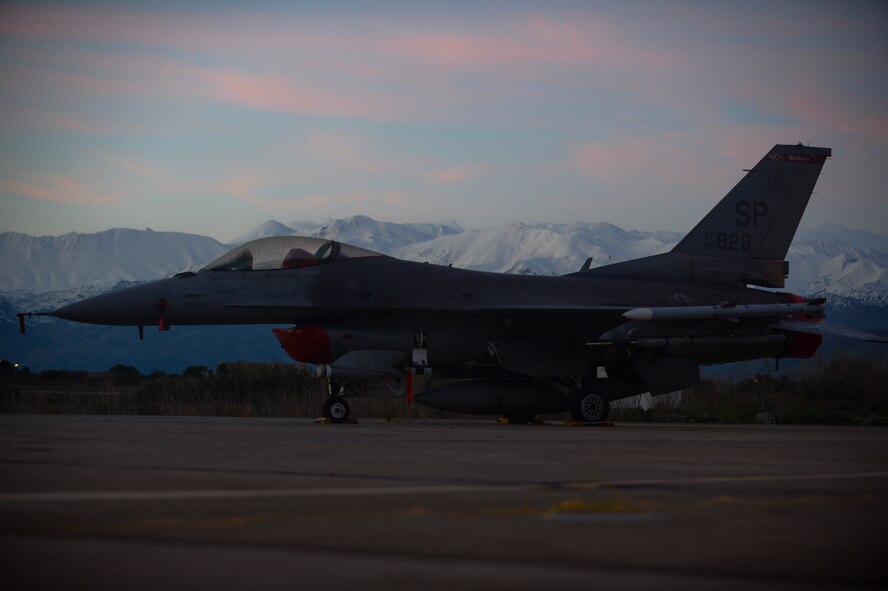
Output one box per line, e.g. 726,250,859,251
2,218,886,304
0,229,226,292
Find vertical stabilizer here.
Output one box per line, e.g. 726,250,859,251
673,144,831,260
579,144,830,287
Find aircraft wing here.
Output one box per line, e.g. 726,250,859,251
476,304,634,329
480,303,631,317
224,301,633,322
773,319,888,343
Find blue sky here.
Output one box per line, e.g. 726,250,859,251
1,1,886,242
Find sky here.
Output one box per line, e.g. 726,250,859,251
1,0,886,243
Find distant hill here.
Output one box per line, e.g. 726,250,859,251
228,220,295,245
312,215,462,252
797,223,888,253
393,221,888,305
394,221,681,275
786,239,888,306
0,229,226,292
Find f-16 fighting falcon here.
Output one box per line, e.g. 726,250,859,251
19,144,887,423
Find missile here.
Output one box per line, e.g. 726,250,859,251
623,300,825,322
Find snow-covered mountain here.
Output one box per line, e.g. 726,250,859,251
288,219,329,235
797,223,888,254
228,216,463,251
2,217,886,372
395,222,680,275
311,215,462,252
3,218,887,302
0,229,226,292
786,239,888,306
391,221,888,305
228,220,295,245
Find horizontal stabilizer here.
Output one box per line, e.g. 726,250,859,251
774,319,888,343
623,301,825,322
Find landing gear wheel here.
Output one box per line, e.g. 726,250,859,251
323,396,350,423
569,390,609,423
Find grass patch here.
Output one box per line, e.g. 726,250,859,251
3,354,886,424
610,353,888,425
1,362,465,419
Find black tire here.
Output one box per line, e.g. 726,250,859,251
323,396,350,423
569,390,609,423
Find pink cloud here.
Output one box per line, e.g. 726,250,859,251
518,14,681,70
393,33,516,70
196,70,385,119
5,4,880,177
37,111,134,135
301,133,491,189
383,16,681,78
0,6,248,53
218,170,378,211
709,65,888,144
785,95,888,142
2,50,210,110
380,12,682,75
0,6,568,70
382,191,404,205
4,47,394,122
216,171,270,202
94,152,161,178
0,103,141,136
214,134,484,211
1,173,123,205
304,132,415,175
426,165,481,184
575,140,649,183
1,5,684,122
573,136,713,191
215,153,412,213
307,132,365,159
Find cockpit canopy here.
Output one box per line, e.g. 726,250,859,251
202,236,384,272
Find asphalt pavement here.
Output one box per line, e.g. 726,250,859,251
1,415,886,590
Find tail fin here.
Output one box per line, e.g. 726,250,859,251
580,144,831,287
673,144,831,261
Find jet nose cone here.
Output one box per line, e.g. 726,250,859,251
52,281,171,326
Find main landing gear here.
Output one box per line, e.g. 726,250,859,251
323,396,350,423
569,388,610,423
322,379,351,423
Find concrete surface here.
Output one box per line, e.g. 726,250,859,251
1,415,886,590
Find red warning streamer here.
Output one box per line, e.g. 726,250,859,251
158,298,168,331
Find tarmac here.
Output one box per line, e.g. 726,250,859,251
1,415,886,590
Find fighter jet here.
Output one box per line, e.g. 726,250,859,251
19,144,887,422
